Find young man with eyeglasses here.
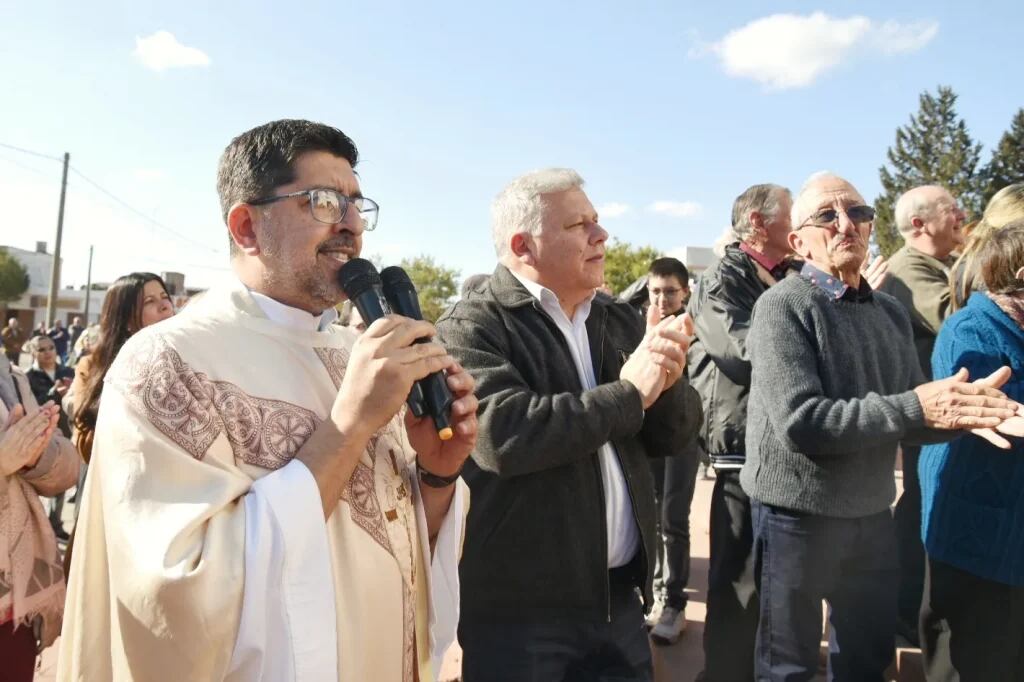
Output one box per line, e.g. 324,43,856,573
644,257,703,645
741,172,1021,681
59,119,478,682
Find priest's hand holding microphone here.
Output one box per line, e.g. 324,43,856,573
337,259,477,533
296,258,477,525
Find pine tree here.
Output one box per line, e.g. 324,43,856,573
980,108,1024,206
874,86,983,257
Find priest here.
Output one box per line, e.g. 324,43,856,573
58,119,477,682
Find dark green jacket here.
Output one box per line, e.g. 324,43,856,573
435,265,703,623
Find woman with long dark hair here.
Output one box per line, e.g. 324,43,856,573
68,272,174,462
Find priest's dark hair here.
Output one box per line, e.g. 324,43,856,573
216,119,359,253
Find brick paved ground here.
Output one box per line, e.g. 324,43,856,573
37,472,922,681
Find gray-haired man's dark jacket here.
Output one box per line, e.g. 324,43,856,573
435,264,703,623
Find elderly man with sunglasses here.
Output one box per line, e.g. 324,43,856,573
740,172,1022,681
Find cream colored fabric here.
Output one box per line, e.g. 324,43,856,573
57,282,467,681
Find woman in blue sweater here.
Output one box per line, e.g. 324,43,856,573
920,219,1024,681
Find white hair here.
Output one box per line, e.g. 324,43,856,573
731,184,791,241
790,171,851,228
491,168,585,261
895,185,947,236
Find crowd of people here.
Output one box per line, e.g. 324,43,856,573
0,117,1021,682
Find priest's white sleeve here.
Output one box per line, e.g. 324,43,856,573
228,460,338,682
412,476,469,672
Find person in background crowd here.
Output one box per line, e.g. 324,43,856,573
437,168,702,681
31,322,46,339
0,354,80,681
687,183,793,682
742,171,1021,681
950,183,1024,311
25,336,76,541
47,320,70,365
67,316,85,355
67,273,175,467
645,256,703,646
2,318,24,365
919,220,1024,681
881,184,966,645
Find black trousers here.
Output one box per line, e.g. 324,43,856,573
752,502,898,682
920,557,1024,681
699,469,759,682
649,440,701,610
459,571,653,682
894,445,925,633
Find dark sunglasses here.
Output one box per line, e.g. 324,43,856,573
799,205,875,230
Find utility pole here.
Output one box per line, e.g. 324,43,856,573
83,245,94,323
45,152,70,326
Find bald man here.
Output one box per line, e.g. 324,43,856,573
741,173,1018,681
882,184,966,644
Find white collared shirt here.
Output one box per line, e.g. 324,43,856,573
510,270,640,568
248,290,339,331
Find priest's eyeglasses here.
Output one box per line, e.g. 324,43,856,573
796,205,875,231
249,188,380,232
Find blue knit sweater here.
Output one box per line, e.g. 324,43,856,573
920,292,1024,586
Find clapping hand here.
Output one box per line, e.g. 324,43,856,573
0,402,59,476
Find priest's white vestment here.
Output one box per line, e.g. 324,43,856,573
57,282,467,681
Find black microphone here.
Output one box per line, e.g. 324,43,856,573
380,266,455,441
337,258,427,419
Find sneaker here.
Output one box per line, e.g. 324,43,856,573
650,605,686,645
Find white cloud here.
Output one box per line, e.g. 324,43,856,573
134,31,210,72
701,13,938,90
597,202,631,218
648,200,702,219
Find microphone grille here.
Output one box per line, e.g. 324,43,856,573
380,266,415,293
338,258,382,299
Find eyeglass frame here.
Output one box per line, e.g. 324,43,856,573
649,286,684,297
248,188,380,231
794,204,875,231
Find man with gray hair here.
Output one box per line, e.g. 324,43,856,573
882,184,966,644
436,168,703,681
742,172,1019,680
687,182,794,682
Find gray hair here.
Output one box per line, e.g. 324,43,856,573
491,168,585,261
895,185,947,236
731,184,791,241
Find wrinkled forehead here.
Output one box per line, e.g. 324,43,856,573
795,177,865,222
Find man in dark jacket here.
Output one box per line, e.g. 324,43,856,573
687,183,794,682
436,168,702,682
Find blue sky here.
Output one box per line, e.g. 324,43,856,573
1,1,1022,289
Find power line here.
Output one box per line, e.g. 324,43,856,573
0,141,64,163
0,152,61,180
0,139,225,256
68,166,224,255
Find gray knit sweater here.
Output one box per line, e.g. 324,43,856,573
741,274,942,517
